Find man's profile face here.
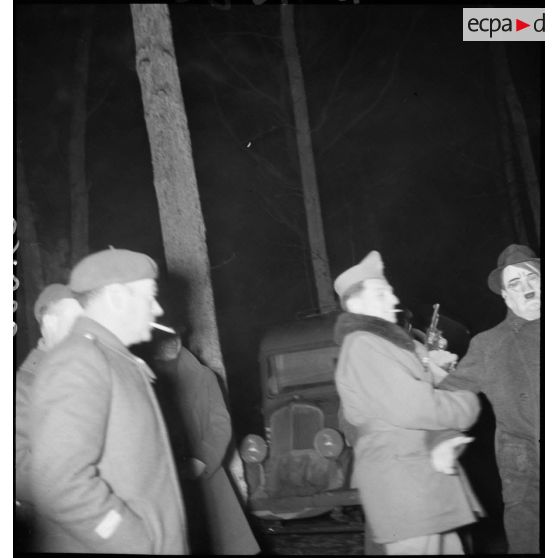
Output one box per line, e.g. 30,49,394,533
501,263,541,321
122,278,163,344
41,298,83,350
348,278,400,323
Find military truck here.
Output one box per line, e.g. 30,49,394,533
239,311,360,521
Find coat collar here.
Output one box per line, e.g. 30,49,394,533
334,312,416,352
505,308,540,333
72,316,128,353
71,316,156,382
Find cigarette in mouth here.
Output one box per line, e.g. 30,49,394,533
150,322,177,334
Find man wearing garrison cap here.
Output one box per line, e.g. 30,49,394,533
27,249,188,554
15,284,83,551
436,244,540,554
333,251,482,555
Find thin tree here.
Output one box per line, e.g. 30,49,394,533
69,7,94,265
16,140,45,348
280,1,336,313
130,3,247,497
491,42,540,249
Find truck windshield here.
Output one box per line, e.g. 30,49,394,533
269,345,339,394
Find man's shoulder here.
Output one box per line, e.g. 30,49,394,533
471,319,510,345
17,347,45,376
38,331,108,374
341,330,403,362
178,348,218,382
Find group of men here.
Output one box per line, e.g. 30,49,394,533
333,243,540,555
15,242,540,555
15,248,259,554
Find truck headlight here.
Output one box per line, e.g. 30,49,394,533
314,428,344,459
240,434,268,464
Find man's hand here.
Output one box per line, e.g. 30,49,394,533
430,436,474,475
428,349,458,369
182,457,207,480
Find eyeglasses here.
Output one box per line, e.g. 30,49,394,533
505,273,541,292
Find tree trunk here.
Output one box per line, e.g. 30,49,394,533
69,10,93,266
16,141,45,349
131,3,225,378
130,1,248,502
280,3,336,313
492,53,529,245
491,43,540,249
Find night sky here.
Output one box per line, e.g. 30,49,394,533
16,3,541,440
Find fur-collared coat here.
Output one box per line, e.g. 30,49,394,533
334,313,482,544
28,317,188,554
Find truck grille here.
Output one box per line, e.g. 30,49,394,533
270,403,324,455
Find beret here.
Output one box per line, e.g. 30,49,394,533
69,248,158,293
487,244,540,294
34,283,75,322
334,251,387,298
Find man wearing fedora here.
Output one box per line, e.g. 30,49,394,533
437,244,540,554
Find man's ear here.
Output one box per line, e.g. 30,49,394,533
104,284,128,311
40,312,58,339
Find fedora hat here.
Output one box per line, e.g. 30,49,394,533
487,244,540,294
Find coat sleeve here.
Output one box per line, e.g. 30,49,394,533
337,333,480,431
15,365,34,503
438,334,486,393
199,369,232,478
29,345,153,553
178,350,232,478
426,335,486,449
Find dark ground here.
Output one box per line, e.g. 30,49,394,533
252,512,506,555
265,532,364,555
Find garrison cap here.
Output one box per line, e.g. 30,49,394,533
334,251,387,298
34,283,76,323
487,244,540,294
69,248,158,294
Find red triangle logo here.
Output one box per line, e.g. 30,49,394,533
516,19,530,31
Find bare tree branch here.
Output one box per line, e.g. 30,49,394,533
318,8,423,156
87,74,117,120
198,11,284,112
312,9,372,133
209,84,300,191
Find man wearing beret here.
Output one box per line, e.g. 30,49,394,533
333,251,482,555
15,284,83,550
435,244,540,554
28,249,188,554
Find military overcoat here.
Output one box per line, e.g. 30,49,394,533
28,317,188,554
